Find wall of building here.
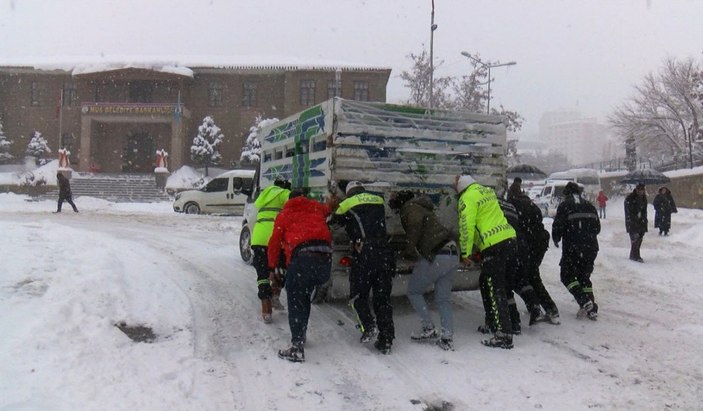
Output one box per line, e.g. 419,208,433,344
0,65,391,172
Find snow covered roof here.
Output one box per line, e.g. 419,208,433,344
0,55,392,77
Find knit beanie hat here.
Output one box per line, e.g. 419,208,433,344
456,174,476,193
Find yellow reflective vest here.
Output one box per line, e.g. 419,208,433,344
251,185,290,246
458,183,516,256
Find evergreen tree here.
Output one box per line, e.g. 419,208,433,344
25,130,51,163
240,116,279,165
0,118,13,164
190,116,223,176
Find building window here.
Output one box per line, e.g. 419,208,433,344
300,80,316,106
31,82,43,106
208,82,223,107
328,80,341,99
353,81,369,101
242,81,257,108
62,83,77,107
128,81,153,103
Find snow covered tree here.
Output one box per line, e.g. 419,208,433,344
609,57,703,168
240,116,279,165
190,116,223,176
25,130,51,164
0,117,14,164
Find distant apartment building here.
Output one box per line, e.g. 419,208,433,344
538,109,611,165
0,62,391,173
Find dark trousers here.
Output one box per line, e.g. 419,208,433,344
349,245,395,344
478,240,514,335
524,246,558,315
504,243,540,328
629,232,644,260
285,252,331,345
57,196,78,212
253,246,272,300
560,247,597,307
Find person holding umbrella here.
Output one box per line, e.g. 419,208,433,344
624,183,648,262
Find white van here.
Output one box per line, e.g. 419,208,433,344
173,169,255,215
535,180,584,218
547,168,601,202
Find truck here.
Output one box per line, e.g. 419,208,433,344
238,98,508,300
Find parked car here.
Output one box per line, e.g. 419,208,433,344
173,169,255,215
527,185,544,201
534,180,584,218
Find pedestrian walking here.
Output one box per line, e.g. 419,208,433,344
389,191,459,351
552,182,600,320
455,174,516,349
268,188,333,363
624,183,648,262
251,177,290,323
55,172,78,213
330,181,395,354
596,190,608,219
653,186,677,236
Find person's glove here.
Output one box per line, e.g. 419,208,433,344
553,239,559,248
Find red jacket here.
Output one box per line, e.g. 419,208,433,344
596,191,608,208
267,196,332,268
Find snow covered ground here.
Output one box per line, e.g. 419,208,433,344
1,193,702,410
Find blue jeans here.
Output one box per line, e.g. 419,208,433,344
406,254,458,339
285,252,331,345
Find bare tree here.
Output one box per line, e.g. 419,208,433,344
399,49,453,109
401,49,523,133
609,57,702,167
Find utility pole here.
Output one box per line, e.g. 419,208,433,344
429,0,437,110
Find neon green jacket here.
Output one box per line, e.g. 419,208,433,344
251,185,290,246
458,183,516,256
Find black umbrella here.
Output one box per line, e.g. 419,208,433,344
507,164,547,180
619,169,671,185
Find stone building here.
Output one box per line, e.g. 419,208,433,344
0,62,391,172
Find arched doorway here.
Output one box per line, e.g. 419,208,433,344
121,130,155,172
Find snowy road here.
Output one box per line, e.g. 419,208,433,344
1,196,702,410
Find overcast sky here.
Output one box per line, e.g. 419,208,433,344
1,0,702,135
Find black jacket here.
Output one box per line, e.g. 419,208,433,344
552,193,600,255
624,190,648,234
57,174,72,199
508,194,550,256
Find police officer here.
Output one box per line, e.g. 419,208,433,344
331,181,395,354
552,182,600,320
455,174,516,349
251,177,290,323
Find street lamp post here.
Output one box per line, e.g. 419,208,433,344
429,2,438,110
460,51,516,114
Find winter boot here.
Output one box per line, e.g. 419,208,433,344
576,300,593,320
529,306,545,326
261,299,273,324
436,338,454,351
374,339,392,355
544,309,561,325
586,302,599,321
271,288,285,310
359,325,378,343
477,324,493,334
278,343,305,363
411,325,439,341
481,332,514,349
